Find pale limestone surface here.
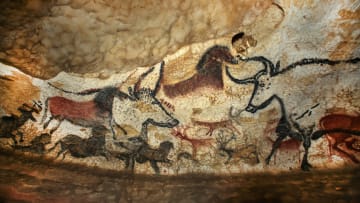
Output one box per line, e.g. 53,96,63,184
0,0,359,175
0,0,272,78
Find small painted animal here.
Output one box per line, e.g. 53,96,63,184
48,126,111,160
215,130,236,164
0,102,42,145
163,45,238,97
191,118,241,136
14,133,51,154
115,137,174,174
171,126,213,157
43,61,179,139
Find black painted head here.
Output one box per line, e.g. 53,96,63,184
231,32,244,45
160,141,174,150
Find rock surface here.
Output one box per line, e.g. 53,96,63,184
0,0,272,78
0,153,359,203
0,0,359,176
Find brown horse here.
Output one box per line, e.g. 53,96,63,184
163,46,238,97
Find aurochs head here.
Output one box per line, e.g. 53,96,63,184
226,56,273,114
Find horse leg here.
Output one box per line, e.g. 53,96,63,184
110,118,127,140
109,117,117,140
127,154,135,172
55,146,66,159
50,120,62,135
150,161,160,174
10,134,18,145
61,150,68,160
114,121,127,136
43,116,54,129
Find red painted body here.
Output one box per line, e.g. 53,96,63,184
191,118,241,136
319,114,360,163
171,126,213,156
162,46,237,98
163,68,223,98
48,96,108,124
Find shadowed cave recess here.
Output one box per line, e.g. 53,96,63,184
0,0,360,202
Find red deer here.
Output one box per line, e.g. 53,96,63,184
191,118,241,137
171,126,213,157
226,55,360,170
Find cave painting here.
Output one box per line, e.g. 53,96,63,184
227,56,360,170
42,62,179,140
0,101,42,144
163,45,239,97
313,113,360,163
1,42,360,174
114,134,174,174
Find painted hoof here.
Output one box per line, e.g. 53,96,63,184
301,162,312,171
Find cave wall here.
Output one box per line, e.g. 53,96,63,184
0,0,359,175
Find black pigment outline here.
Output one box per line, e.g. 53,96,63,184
226,55,360,170
42,61,178,140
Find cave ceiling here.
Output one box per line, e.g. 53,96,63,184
0,0,277,79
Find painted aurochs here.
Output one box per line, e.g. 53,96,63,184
42,61,179,141
1,44,360,174
226,56,360,170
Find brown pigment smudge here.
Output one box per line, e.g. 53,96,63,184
0,71,40,116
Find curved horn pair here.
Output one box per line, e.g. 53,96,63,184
133,61,165,95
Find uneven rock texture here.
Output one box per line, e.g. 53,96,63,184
0,153,359,203
0,0,272,79
0,0,360,176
